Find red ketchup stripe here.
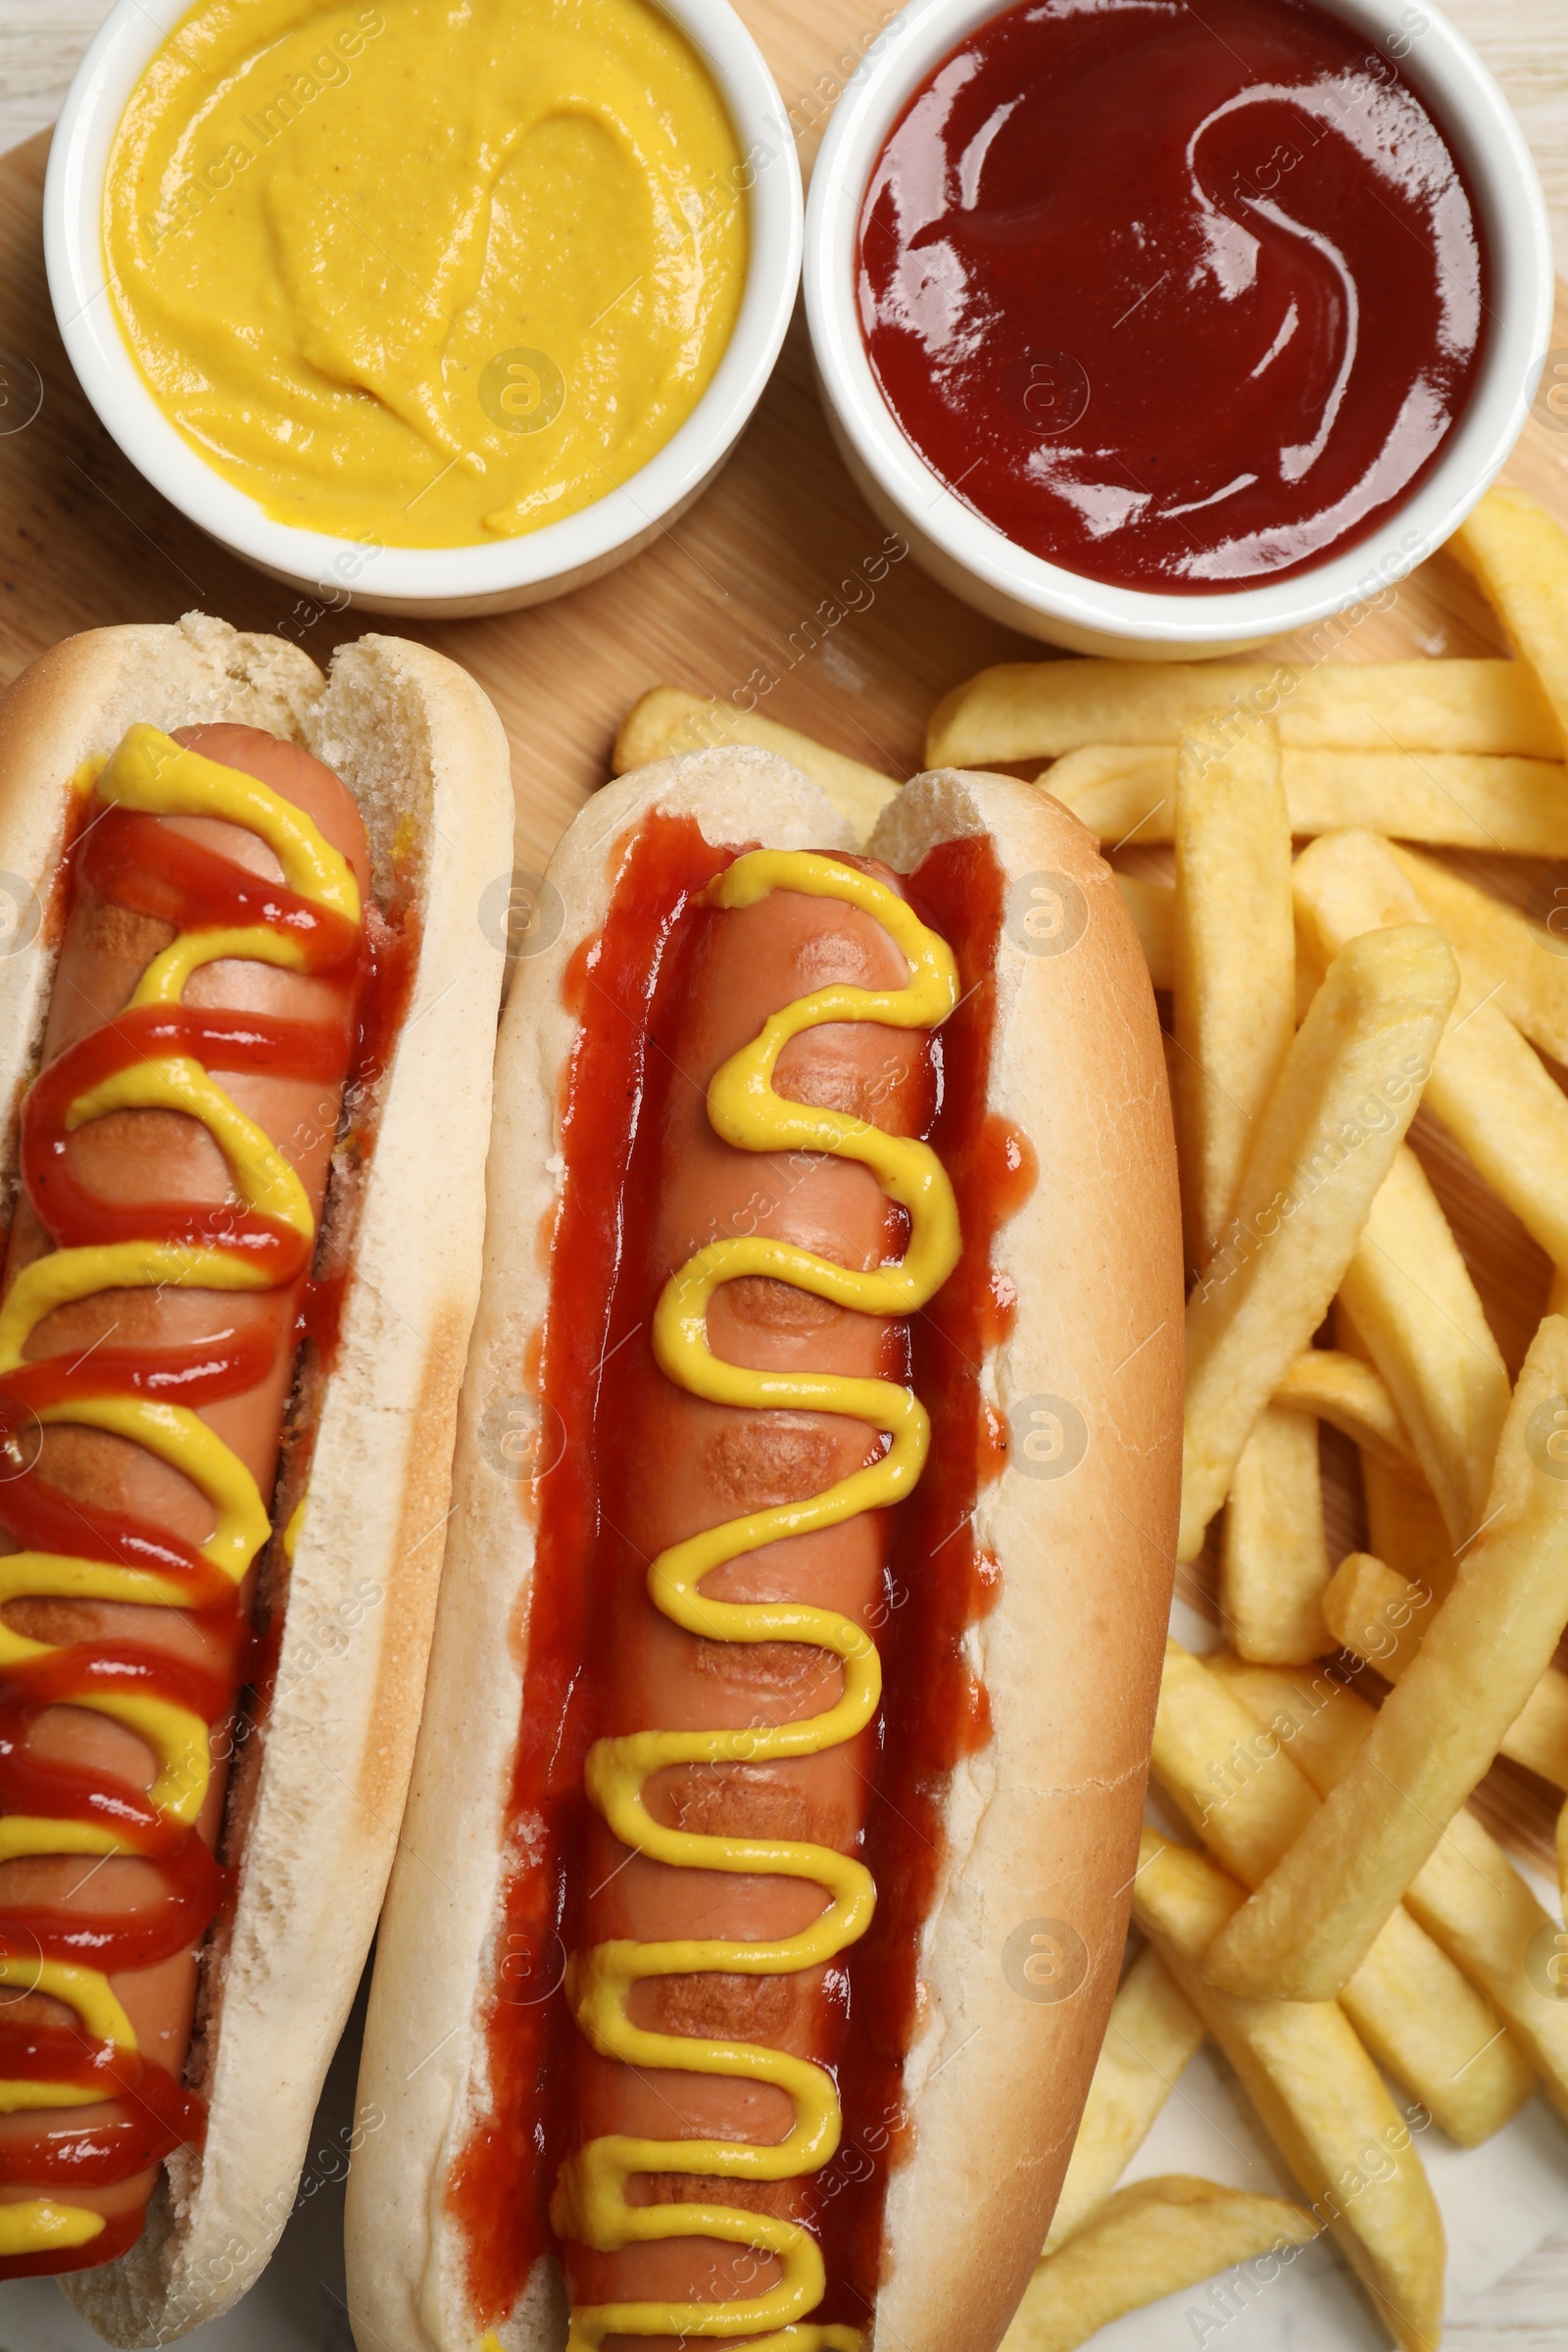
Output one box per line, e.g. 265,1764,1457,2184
74,809,361,965
2,1325,282,1411
0,1837,225,1974
0,782,368,2251
12,2061,207,2186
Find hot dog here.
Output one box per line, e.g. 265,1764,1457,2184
0,615,512,2341
347,749,1182,2352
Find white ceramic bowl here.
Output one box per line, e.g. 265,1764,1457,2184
45,0,802,618
806,0,1556,659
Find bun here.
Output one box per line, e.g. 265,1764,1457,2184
0,613,514,2344
867,770,1181,2348
346,751,1181,2352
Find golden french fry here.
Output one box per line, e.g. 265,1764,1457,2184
1334,1159,1510,1552
1506,1672,1568,1788
1325,1551,1568,1790
1156,1640,1316,1877
1361,1450,1456,1603
1204,1316,1568,2000
1222,1408,1331,1663
1296,945,1321,1025
924,657,1560,767
1005,2177,1319,2352
1045,1946,1204,2252
1509,1673,1568,1788
1205,1653,1384,1786
1154,1642,1529,2144
1274,1348,1415,1472
612,688,900,841
1134,1831,1446,2352
1114,873,1174,989
1045,744,1568,856
1323,1551,1435,1681
1451,486,1568,749
1390,841,1568,1065
1560,1797,1568,1927
1412,1808,1568,2126
1296,828,1568,1273
1180,925,1458,1559
1214,1657,1568,2120
1037,747,1174,846
1338,1152,1508,1545
1173,717,1295,1264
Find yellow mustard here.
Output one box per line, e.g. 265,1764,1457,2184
101,0,748,548
549,854,962,2352
0,730,361,2250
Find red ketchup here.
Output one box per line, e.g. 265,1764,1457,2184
857,0,1488,592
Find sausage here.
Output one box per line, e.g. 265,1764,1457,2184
0,725,368,2265
560,871,934,2339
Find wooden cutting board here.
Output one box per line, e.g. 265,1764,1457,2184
3,5,1568,2331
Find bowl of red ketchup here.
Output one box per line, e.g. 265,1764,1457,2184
805,0,1555,658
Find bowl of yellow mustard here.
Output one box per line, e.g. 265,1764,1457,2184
45,0,801,615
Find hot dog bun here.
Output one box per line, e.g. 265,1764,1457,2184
346,749,1181,2352
0,613,514,2343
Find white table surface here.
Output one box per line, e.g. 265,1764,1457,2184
1,0,1566,2343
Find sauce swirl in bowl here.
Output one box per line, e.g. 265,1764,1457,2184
857,0,1488,592
103,0,748,550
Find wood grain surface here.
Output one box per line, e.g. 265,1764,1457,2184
1,3,1568,2334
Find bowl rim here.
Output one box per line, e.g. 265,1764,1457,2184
804,0,1557,650
43,0,803,605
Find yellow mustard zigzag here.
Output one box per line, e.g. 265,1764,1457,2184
549,851,960,2351
0,726,359,2252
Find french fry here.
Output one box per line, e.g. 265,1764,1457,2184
1180,925,1458,1559
1295,829,1568,1274
1114,872,1175,989
1451,486,1568,749
1410,1808,1568,2125
1154,1642,1530,2144
1336,1147,1510,1545
1004,2177,1319,2352
1221,1408,1331,1663
1133,1831,1446,2352
1045,1946,1204,2251
1044,744,1568,856
1214,1658,1568,2119
1362,1451,1456,1603
1323,1551,1434,1680
1390,841,1568,1066
1274,1348,1416,1472
1173,717,1295,1264
1509,1673,1568,1789
1205,1652,1385,1785
924,657,1560,767
1325,1551,1568,1790
1203,1316,1568,2000
1155,1639,1313,1886
1037,746,1173,846
612,688,900,841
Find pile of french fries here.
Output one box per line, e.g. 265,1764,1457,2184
615,482,1568,2350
